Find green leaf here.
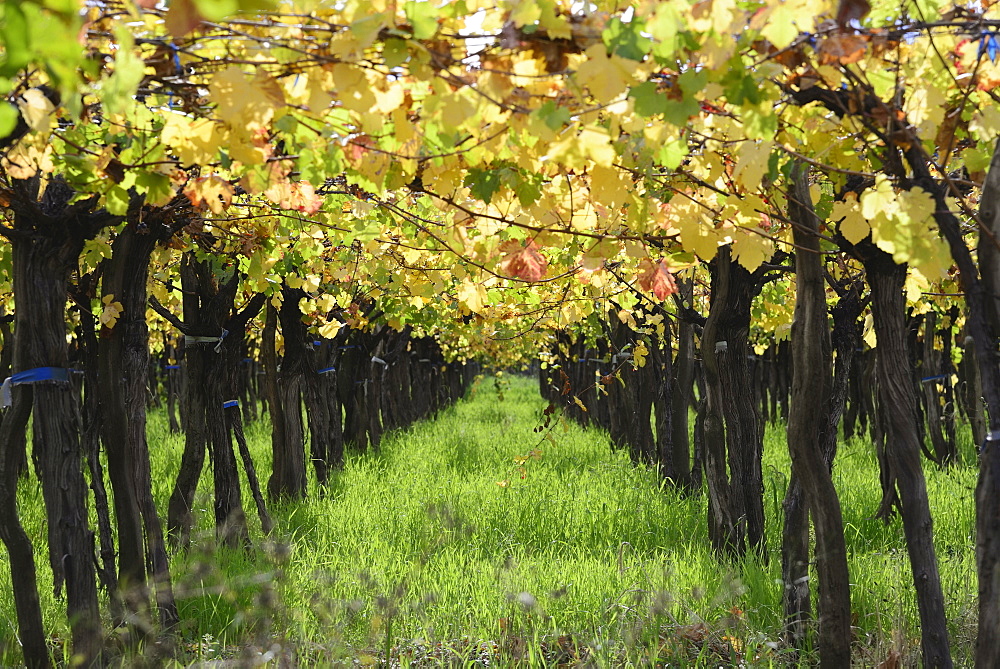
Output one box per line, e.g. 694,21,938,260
663,97,700,126
102,27,145,116
105,185,130,216
0,103,16,140
405,1,438,40
629,81,667,117
0,4,31,76
660,69,706,125
383,38,409,69
135,171,175,206
510,171,543,207
656,136,688,170
602,17,651,62
743,105,777,140
464,167,502,203
721,65,761,106
648,4,680,60
966,147,992,172
534,100,570,130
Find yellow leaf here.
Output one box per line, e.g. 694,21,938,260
830,193,870,244
575,44,635,104
511,1,541,27
437,90,477,129
547,126,616,169
318,319,344,339
758,3,806,49
860,175,897,234
100,297,124,329
1,141,53,179
331,63,377,114
183,175,234,214
675,208,720,261
970,105,1000,143
457,280,487,313
632,341,648,369
689,0,738,35
572,396,588,412
210,66,282,130
373,80,406,114
732,141,772,191
16,88,55,133
161,114,225,167
863,313,876,348
730,227,772,271
590,164,633,209
904,81,945,133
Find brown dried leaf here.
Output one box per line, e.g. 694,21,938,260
164,0,205,37
835,0,871,28
876,649,902,669
817,33,869,65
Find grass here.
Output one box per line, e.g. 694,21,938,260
0,372,979,666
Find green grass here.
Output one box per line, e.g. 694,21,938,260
0,373,979,666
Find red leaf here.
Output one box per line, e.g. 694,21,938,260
637,259,678,300
347,135,376,163
499,240,548,282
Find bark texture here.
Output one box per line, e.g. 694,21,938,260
862,247,952,668
783,164,851,666
700,246,766,558
5,178,109,665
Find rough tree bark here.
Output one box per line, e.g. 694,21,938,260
967,140,1000,668
782,164,851,666
70,270,122,624
3,177,109,665
671,278,696,490
921,311,957,465
267,287,309,500
0,378,48,668
700,245,766,557
861,247,952,668
161,254,262,547
99,202,182,630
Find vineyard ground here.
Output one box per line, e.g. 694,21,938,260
0,374,979,667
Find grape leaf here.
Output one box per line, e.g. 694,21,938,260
603,17,652,62
464,168,502,203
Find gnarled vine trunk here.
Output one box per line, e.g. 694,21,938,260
781,164,851,666
700,245,766,557
99,204,181,630
3,178,110,666
861,247,952,668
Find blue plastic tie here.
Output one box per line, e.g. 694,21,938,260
222,399,240,408
1,367,71,407
979,32,1000,62
11,367,70,385
920,374,948,383
313,340,322,347
318,367,336,374
242,358,252,364
165,364,180,370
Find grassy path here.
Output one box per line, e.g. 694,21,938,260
0,373,980,666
